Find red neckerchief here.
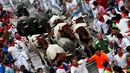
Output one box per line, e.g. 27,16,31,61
20,36,23,40
10,44,14,46
0,28,2,32
99,16,104,22
71,63,78,67
7,64,12,68
105,67,112,72
116,20,120,24
88,0,90,4
7,24,11,30
16,36,23,41
118,52,124,58
58,66,64,69
128,22,130,28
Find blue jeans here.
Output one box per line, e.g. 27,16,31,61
72,8,82,16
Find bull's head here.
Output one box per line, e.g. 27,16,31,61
76,27,91,44
59,24,75,40
37,34,48,50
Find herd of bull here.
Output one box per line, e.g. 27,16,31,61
15,3,96,72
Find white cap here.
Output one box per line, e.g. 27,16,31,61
48,15,60,27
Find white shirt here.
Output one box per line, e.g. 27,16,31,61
92,7,98,18
51,0,62,11
29,0,34,4
128,13,130,18
115,38,130,52
88,0,95,8
56,68,66,73
8,46,22,60
103,15,111,23
77,59,89,73
113,53,127,68
94,20,108,34
70,59,89,73
66,0,82,16
81,0,91,13
14,37,28,52
107,11,121,18
8,26,17,38
71,66,78,73
116,18,129,33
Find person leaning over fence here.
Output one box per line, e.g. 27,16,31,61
87,48,109,73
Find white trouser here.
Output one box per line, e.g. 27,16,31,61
15,56,31,71
98,68,104,73
21,51,29,60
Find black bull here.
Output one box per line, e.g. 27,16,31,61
17,16,51,37
15,3,30,17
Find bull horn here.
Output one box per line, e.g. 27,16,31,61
38,25,42,28
22,21,27,23
24,25,28,28
66,53,72,57
32,38,37,42
33,19,37,23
